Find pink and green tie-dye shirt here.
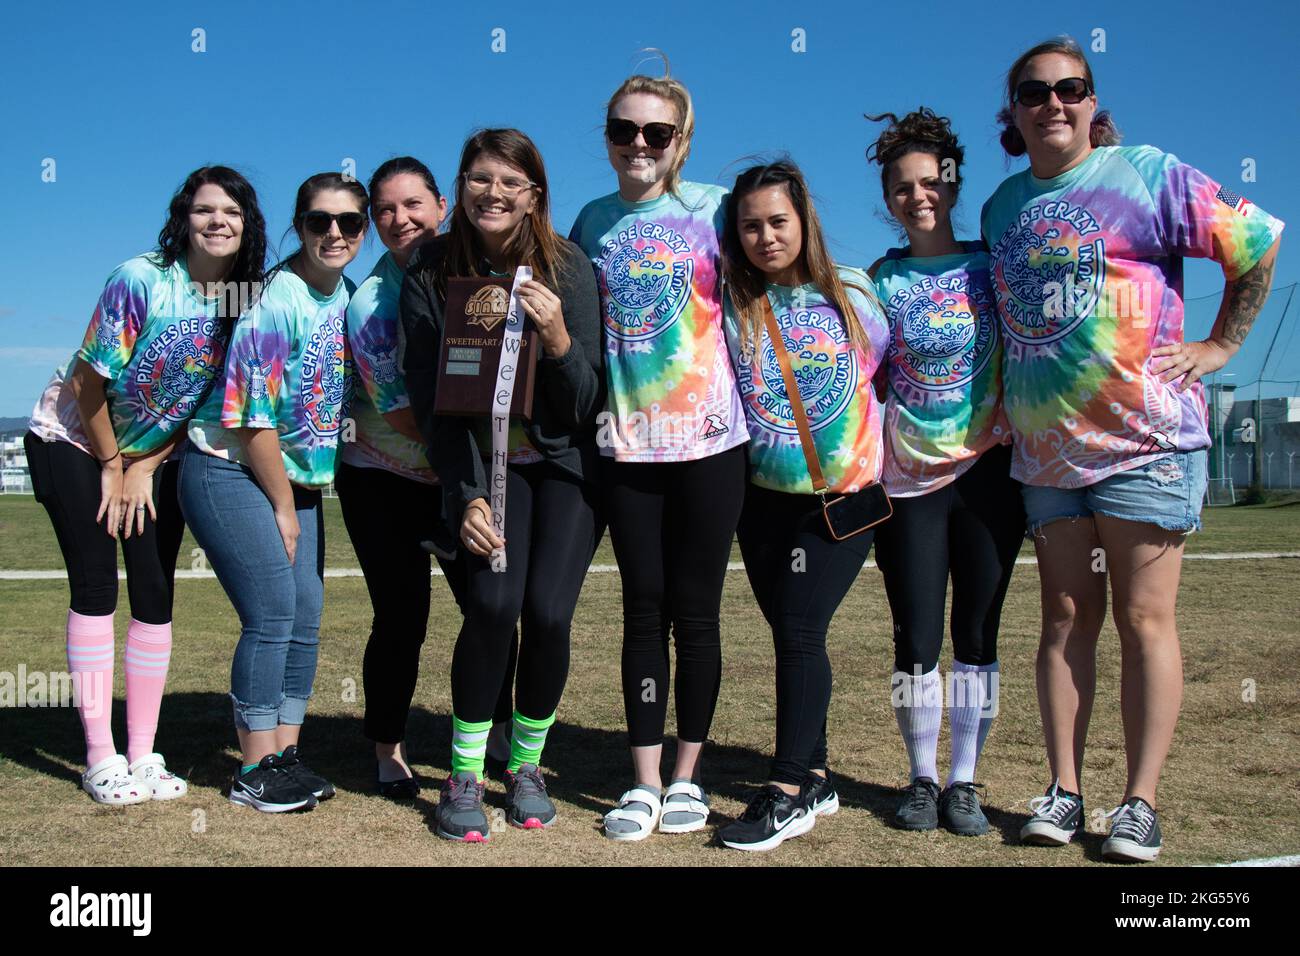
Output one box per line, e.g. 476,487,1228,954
724,269,888,495
570,182,749,462
874,245,1011,497
188,265,353,488
37,255,228,456
982,145,1283,488
340,252,436,484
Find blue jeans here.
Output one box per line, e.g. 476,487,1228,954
178,446,325,732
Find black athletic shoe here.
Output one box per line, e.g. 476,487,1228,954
894,777,941,830
1102,797,1162,863
939,782,990,836
1020,780,1084,846
229,755,317,813
278,745,335,800
719,785,815,852
803,770,840,817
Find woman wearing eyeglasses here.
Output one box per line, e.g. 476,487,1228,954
984,37,1283,861
400,129,603,842
181,172,367,813
864,109,1021,838
25,166,267,805
570,69,749,842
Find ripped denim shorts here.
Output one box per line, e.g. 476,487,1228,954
1022,449,1208,538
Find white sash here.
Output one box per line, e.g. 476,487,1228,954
488,266,532,572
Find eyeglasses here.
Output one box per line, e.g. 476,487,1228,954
606,118,677,150
1014,78,1093,107
462,172,538,197
300,210,367,238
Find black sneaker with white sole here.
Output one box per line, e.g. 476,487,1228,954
719,785,815,852
803,770,839,817
229,755,317,813
1102,797,1162,863
278,745,335,800
1020,780,1084,846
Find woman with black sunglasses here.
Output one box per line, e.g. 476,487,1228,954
984,37,1282,862
181,172,368,813
570,67,749,842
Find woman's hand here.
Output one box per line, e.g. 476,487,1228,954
460,498,504,558
517,280,571,358
274,506,301,565
96,456,126,539
119,460,158,539
1150,338,1235,392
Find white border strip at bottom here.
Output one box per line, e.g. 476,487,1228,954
1216,854,1300,867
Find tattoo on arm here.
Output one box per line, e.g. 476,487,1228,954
1220,253,1276,347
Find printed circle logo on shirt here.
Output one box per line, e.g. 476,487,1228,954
739,306,857,437
133,317,224,422
300,312,348,439
990,200,1107,346
890,272,997,392
600,223,695,342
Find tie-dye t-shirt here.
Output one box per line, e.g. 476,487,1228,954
874,244,1011,497
29,255,228,457
723,269,889,495
188,265,353,488
570,182,749,462
982,145,1284,488
340,252,436,484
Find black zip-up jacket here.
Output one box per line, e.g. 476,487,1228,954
397,234,605,527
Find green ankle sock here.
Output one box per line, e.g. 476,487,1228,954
508,710,556,773
451,714,493,779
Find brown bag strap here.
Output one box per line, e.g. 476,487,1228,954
759,293,828,495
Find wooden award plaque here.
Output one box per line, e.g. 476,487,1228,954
433,276,538,419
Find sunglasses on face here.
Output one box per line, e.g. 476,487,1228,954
1014,77,1093,107
300,210,367,238
605,118,677,150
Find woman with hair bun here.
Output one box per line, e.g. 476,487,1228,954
984,36,1282,861
866,108,1022,837
25,166,267,806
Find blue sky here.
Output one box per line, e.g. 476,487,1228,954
0,0,1295,414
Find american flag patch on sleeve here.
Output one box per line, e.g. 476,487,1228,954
1215,185,1254,217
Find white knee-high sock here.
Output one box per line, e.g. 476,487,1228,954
892,668,942,783
948,660,999,787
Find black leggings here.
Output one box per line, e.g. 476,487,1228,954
605,445,746,747
25,432,184,624
873,443,1024,673
450,461,599,724
737,484,875,785
335,462,518,743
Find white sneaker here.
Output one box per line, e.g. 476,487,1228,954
82,755,150,806
129,753,188,800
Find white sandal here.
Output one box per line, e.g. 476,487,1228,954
129,753,188,800
82,755,150,806
603,785,663,842
659,779,709,834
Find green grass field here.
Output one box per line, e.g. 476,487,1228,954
1,494,1297,866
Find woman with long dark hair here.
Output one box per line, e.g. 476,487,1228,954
400,129,603,841
25,166,267,804
182,172,367,813
984,37,1282,861
718,159,888,851
865,109,1022,837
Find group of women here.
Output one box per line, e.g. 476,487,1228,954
28,37,1282,863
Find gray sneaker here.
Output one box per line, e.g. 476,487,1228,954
939,782,990,836
434,772,490,843
894,777,941,830
504,764,557,829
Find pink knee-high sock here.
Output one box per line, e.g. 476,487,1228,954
125,619,173,764
67,610,116,767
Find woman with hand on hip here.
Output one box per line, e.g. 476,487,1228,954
865,109,1022,837
571,69,749,841
400,129,603,841
984,37,1282,861
25,166,266,805
182,172,367,813
718,160,889,852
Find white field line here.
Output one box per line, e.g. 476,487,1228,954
1,551,1297,581
1215,854,1300,867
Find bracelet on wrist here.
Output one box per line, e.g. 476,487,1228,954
98,450,122,467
